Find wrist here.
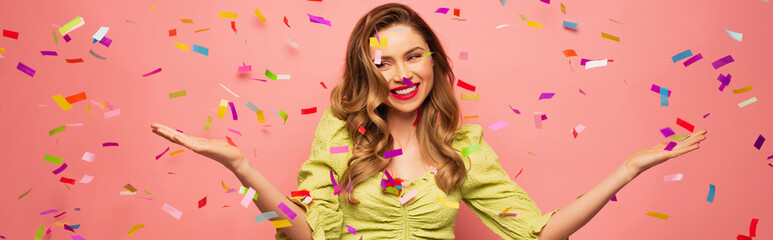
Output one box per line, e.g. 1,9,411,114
227,155,251,174
616,164,639,183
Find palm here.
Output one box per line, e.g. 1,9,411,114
150,123,246,169
624,129,707,175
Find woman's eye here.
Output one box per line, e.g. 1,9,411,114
408,54,421,61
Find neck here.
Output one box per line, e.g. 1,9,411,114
386,108,418,141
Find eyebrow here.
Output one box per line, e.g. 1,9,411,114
378,46,425,60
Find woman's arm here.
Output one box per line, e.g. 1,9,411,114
537,130,707,240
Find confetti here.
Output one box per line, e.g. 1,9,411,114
192,44,209,56
750,218,759,237
35,225,45,240
601,32,620,42
562,21,578,29
346,225,357,235
92,27,109,41
437,194,459,209
302,107,317,115
155,147,170,160
738,97,758,108
18,188,32,199
66,92,87,104
646,211,669,220
254,9,266,22
180,19,194,23
52,163,68,175
664,141,677,151
488,121,509,131
41,51,58,56
732,85,753,94
459,51,468,60
169,150,184,156
400,190,418,205
330,146,349,154
724,28,743,41
277,202,297,220
585,59,608,69
104,109,120,119
142,68,162,77
712,55,734,69
168,90,186,99
671,49,693,63
706,184,716,203
102,142,119,147
664,173,683,181
79,175,94,183
369,37,388,47
124,184,137,192
561,3,566,14
60,16,85,35
162,203,182,220
265,69,278,81
650,84,672,96
534,112,546,129
683,53,703,67
198,196,207,208
283,16,291,28
128,224,145,236
271,220,292,228
256,110,265,123
384,149,403,158
60,177,76,185
538,93,555,100
562,49,577,57
241,187,256,207
255,211,279,223
308,13,332,26
358,125,366,134
49,125,66,136
660,87,669,106
461,93,479,101
435,8,450,14
169,29,176,36
572,124,586,138
218,12,237,19
53,95,74,111
462,143,480,157
660,127,676,138
526,20,543,28
194,28,210,33
3,29,19,39
374,50,382,64
754,135,765,150
16,62,36,77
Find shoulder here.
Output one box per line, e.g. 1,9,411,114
452,124,484,149
314,106,349,144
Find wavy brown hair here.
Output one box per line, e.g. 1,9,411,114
331,3,465,205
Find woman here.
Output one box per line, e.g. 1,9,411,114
150,3,707,240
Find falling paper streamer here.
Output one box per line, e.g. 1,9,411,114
346,225,357,235
162,203,182,220
646,211,669,220
286,37,299,48
488,121,509,131
79,174,94,183
437,194,459,209
459,52,468,60
330,146,349,154
53,95,73,111
712,55,734,69
585,59,608,69
218,12,237,19
538,93,555,100
706,184,716,202
254,211,279,223
738,97,758,108
601,32,620,42
254,8,267,22
307,13,332,26
192,44,209,56
52,163,68,174
271,220,293,228
563,21,578,29
526,20,543,28
664,173,683,181
732,85,753,94
461,93,479,101
241,187,256,207
724,28,743,41
277,202,297,220
671,50,693,63
456,80,476,91
369,37,388,47
664,141,677,151
572,124,586,138
495,24,511,29
753,135,765,150
384,149,403,158
562,49,578,57
50,125,66,136
60,16,85,35
660,87,669,106
660,127,676,138
92,27,109,41
400,190,418,205
104,109,120,119
45,154,63,164
128,224,145,236
142,68,162,77
374,50,382,64
534,112,545,129
683,53,703,67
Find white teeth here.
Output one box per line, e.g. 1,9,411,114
394,85,417,95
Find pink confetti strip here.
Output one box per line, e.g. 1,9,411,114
664,174,683,181
488,120,509,131
162,203,182,220
277,202,297,220
52,163,68,174
71,235,85,240
227,128,242,136
228,101,238,120
538,92,555,100
682,53,703,67
104,109,120,119
40,209,58,215
307,14,331,26
499,213,519,216
330,169,341,195
435,8,450,14
41,51,58,56
384,149,403,158
346,225,357,235
155,147,170,160
533,112,545,129
330,146,349,154
238,65,252,72
102,142,119,147
400,189,417,205
712,55,734,69
508,105,521,114
16,62,36,77
241,187,256,207
664,141,677,151
142,68,162,77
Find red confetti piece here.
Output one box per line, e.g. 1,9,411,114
513,168,523,180
358,125,366,134
230,21,238,33
142,67,162,77
59,177,76,185
301,107,317,115
320,82,327,89
226,136,237,147
737,235,751,240
65,92,87,104
456,79,476,92
750,218,758,237
283,16,291,28
3,29,19,39
53,211,67,218
413,107,421,126
169,29,177,36
453,8,460,17
562,49,577,57
676,118,695,132
198,196,207,208
65,58,84,63
291,190,310,197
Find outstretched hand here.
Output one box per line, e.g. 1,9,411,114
151,122,246,170
622,129,708,177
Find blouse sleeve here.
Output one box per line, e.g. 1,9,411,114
458,125,560,240
276,107,347,240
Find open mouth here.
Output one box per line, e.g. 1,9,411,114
390,83,420,100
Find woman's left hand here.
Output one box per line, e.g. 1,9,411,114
622,129,708,177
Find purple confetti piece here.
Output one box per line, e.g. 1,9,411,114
16,62,36,77
249,78,268,82
142,68,162,77
41,51,58,56
40,209,58,215
538,93,555,100
330,146,349,154
769,163,773,168
225,189,237,193
664,141,677,151
682,53,703,67
102,142,119,147
611,194,617,202
229,101,238,120
488,120,509,131
580,58,590,66
541,114,548,121
767,154,773,160
435,8,450,14
402,77,414,87
499,213,519,216
346,181,353,192
64,224,74,232
330,169,341,195
307,14,332,27
63,34,71,42
384,170,395,187
346,225,357,235
717,73,732,92
660,127,675,138
650,84,672,97
52,163,68,175
155,147,170,160
384,149,403,158
541,0,550,3
712,55,734,69
72,236,86,240
509,105,521,114
53,211,67,218
277,202,297,220
380,178,387,190
99,36,112,47
754,135,765,150
703,113,710,118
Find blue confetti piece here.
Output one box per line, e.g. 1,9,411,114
660,87,669,106
562,21,578,29
706,184,715,203
192,44,209,56
671,49,693,63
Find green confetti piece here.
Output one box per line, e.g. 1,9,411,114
265,69,278,81
422,52,433,57
35,225,44,240
169,90,187,98
278,110,288,125
53,28,58,45
238,186,257,200
49,125,66,136
205,116,213,130
527,151,536,156
518,14,528,21
144,190,153,195
18,188,32,199
462,143,480,157
44,154,63,165
669,134,689,140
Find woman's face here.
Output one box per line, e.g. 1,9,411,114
369,24,434,115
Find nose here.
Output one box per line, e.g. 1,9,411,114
392,63,413,84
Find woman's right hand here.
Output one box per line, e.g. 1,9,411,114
151,122,247,171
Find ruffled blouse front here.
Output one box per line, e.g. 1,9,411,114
276,107,558,240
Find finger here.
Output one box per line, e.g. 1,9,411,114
174,134,208,152
671,143,700,157
155,127,184,145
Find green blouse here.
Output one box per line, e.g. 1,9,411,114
276,107,558,239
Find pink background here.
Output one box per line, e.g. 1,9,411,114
1,0,771,239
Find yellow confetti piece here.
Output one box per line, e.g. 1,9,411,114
518,14,528,21
0,47,4,53
526,20,543,28
52,94,73,111
221,180,232,191
151,4,157,11
560,3,566,14
732,85,753,94
217,99,228,118
180,19,194,23
169,150,184,156
369,37,387,47
437,194,459,209
219,12,238,19
601,32,620,42
609,18,624,24
54,222,71,226
461,93,479,101
124,184,137,192
254,9,266,22
738,97,758,108
128,224,145,236
270,219,293,228
194,28,211,33
205,116,213,130
59,16,84,35
646,211,669,220
463,115,478,119
256,110,266,123
502,207,512,213
174,41,189,51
